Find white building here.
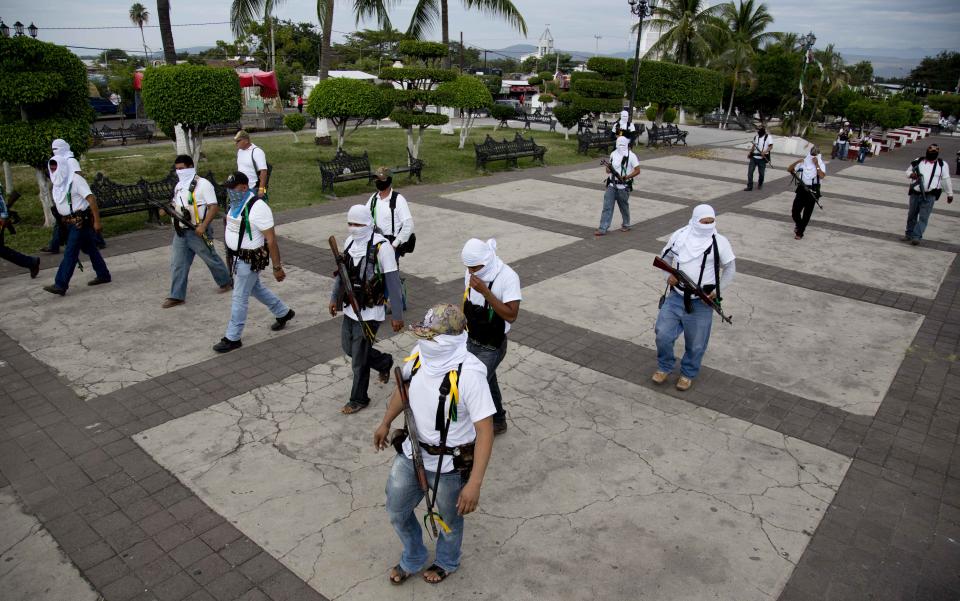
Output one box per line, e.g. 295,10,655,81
637,19,664,59
520,26,555,63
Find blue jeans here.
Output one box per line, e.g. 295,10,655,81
54,223,110,290
746,157,766,189
655,291,714,378
385,454,466,575
837,141,848,160
224,259,289,341
1,244,37,270
905,193,936,241
468,338,507,423
169,228,232,300
599,186,630,233
857,146,868,163
48,221,105,252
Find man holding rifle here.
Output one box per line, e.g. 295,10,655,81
902,143,953,246
373,303,495,586
787,146,827,240
744,126,773,191
329,205,404,414
652,204,736,391
595,136,641,236
161,155,233,308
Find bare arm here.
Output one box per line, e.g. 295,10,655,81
373,385,406,451
86,194,102,232
469,275,520,322
788,159,801,174
262,227,285,281
457,417,493,515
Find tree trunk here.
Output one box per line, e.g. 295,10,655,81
315,0,335,145
724,74,738,130
156,0,177,64
269,14,276,74
174,124,189,155
139,26,149,62
3,161,13,195
441,0,451,70
34,168,55,227
406,127,416,158
336,120,347,150
441,106,455,135
458,113,471,149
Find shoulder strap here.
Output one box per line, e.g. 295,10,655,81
250,145,261,173
435,363,465,431
233,196,259,251
712,235,721,299
390,190,399,234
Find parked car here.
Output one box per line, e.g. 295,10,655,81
495,98,523,112
89,97,136,118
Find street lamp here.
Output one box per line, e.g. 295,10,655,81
0,21,8,38
626,0,656,125
28,22,37,38
13,21,24,37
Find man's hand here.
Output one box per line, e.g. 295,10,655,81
706,290,717,300
93,219,103,233
194,225,205,238
667,275,679,287
328,301,338,316
457,481,481,515
391,319,404,333
273,266,286,282
373,423,391,452
469,274,491,297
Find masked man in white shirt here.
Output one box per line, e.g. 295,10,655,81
744,127,773,191
373,303,495,586
162,155,233,308
365,167,415,263
902,143,954,246
213,172,294,353
653,205,736,391
234,130,270,200
787,146,827,240
613,110,638,146
329,205,405,414
596,136,641,236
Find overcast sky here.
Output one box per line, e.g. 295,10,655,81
5,0,959,58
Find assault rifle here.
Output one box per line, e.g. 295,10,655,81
789,168,824,210
0,191,22,246
909,159,928,203
394,366,439,537
600,158,633,189
329,235,377,343
145,198,215,251
749,139,772,167
653,256,733,324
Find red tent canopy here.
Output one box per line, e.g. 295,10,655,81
132,70,279,98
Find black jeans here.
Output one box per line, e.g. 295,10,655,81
791,187,817,237
340,317,391,405
467,337,508,424
0,244,37,270
746,157,766,189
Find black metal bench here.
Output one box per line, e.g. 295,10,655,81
204,122,242,137
90,170,226,223
393,149,425,183
90,123,154,146
577,130,614,154
647,123,688,147
522,109,557,132
474,133,547,170
318,149,373,194
577,119,613,134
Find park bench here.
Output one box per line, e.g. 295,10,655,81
523,109,557,132
204,122,242,137
646,123,688,147
577,118,613,134
317,148,425,194
91,122,154,146
577,130,614,155
90,170,227,223
474,132,547,170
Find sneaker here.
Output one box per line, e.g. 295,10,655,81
43,285,65,296
899,235,911,242
212,337,242,353
676,376,693,391
743,187,753,192
87,277,111,286
161,298,184,309
651,371,669,384
218,283,233,293
493,421,508,436
270,309,296,331
910,239,920,246
30,258,40,279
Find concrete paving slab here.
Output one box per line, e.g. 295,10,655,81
836,162,960,189
521,249,922,415
745,192,960,244
0,487,99,601
135,340,849,601
705,147,834,169
556,167,744,201
695,213,953,299
818,175,960,215
638,155,790,183
0,243,332,399
279,203,579,283
441,178,686,228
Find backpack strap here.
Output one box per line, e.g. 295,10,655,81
389,190,399,236
232,195,259,252
435,363,465,431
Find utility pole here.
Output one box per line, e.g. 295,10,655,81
484,50,488,71
594,34,602,56
460,31,464,74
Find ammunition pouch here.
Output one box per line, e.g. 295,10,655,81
61,209,92,229
230,244,270,272
390,428,477,483
172,207,193,237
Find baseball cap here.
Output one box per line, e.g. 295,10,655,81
222,171,249,188
410,303,467,339
374,166,392,180
233,130,250,141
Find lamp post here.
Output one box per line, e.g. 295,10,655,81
0,21,8,38
13,21,24,36
626,0,656,124
28,22,37,38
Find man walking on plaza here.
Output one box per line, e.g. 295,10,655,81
213,172,294,353
365,167,416,263
596,135,641,236
329,205,405,414
234,130,270,200
373,303,495,585
787,146,827,240
652,204,736,391
0,187,40,278
461,238,521,436
161,155,233,308
41,139,105,253
744,126,773,191
902,143,954,246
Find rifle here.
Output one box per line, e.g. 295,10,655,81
0,191,22,245
394,366,441,538
329,235,377,343
653,255,733,324
600,158,633,189
909,159,928,204
145,197,215,251
749,139,772,167
789,168,824,210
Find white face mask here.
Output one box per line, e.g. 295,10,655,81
348,225,372,239
176,167,196,186
471,263,496,281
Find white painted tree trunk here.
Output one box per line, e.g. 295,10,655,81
3,161,13,195
564,127,571,140
441,107,455,135
336,121,347,151
458,113,475,150
174,124,189,156
34,168,55,227
315,118,331,144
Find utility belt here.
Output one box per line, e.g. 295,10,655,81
910,187,942,200
606,179,633,191
60,208,92,228
172,207,200,237
228,244,270,272
467,335,505,352
391,429,477,483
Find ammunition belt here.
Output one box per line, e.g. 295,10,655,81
232,245,270,272
61,209,92,227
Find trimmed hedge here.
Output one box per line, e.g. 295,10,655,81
142,64,242,139
586,56,628,77
436,75,494,110
306,77,393,120
490,104,517,120
378,67,457,84
632,60,723,110
571,78,625,98
398,40,448,59
553,105,583,129
283,113,306,132
390,109,449,127
569,70,603,83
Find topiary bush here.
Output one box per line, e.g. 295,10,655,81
436,75,494,148
307,78,392,150
632,60,723,123
490,104,517,121
552,105,584,139
586,56,628,77
528,76,543,86
539,93,555,104
283,113,306,142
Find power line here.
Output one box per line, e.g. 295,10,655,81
41,21,234,30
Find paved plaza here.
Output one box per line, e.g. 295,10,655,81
1,131,958,601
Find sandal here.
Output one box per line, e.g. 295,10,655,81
422,564,449,584
389,564,413,585
341,401,369,414
594,230,607,237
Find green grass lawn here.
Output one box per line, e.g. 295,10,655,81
3,125,602,254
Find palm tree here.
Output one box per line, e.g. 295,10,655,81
713,41,755,128
802,43,848,133
407,0,527,69
130,3,150,61
156,0,177,64
721,0,773,51
766,31,798,51
641,0,725,66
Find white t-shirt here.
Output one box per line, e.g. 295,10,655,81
172,177,218,225
365,191,415,244
54,173,92,216
905,159,954,196
225,195,273,250
400,352,495,473
661,232,735,287
236,144,268,189
797,155,827,186
751,134,773,158
463,263,522,334
608,150,641,190
342,234,398,323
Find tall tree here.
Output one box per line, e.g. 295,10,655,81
801,44,848,133
130,3,151,61
713,1,772,127
641,0,725,66
231,0,284,72
909,51,960,91
406,0,527,69
156,0,177,64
